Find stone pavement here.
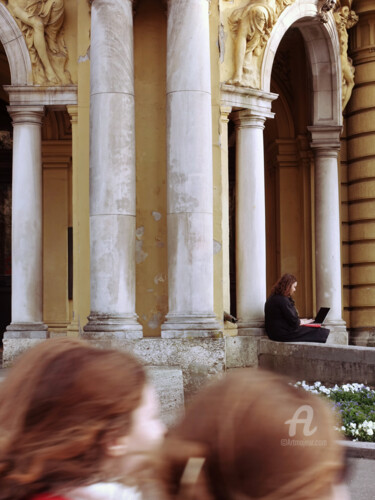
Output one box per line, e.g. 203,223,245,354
348,458,375,500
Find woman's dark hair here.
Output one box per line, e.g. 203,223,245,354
270,273,297,297
0,338,147,500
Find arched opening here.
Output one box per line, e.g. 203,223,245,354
264,26,314,317
261,6,342,316
227,6,342,322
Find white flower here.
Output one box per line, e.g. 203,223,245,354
368,429,374,436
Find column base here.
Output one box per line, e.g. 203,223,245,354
325,320,348,345
237,320,265,337
82,314,143,340
4,322,49,339
161,314,222,339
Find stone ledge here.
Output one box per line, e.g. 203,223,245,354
225,335,260,368
341,440,375,460
89,337,226,399
258,338,375,385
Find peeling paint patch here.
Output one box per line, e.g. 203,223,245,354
154,273,166,285
78,46,90,63
136,226,145,239
136,240,148,264
214,240,222,255
156,241,164,248
147,288,154,293
152,211,162,221
148,312,163,329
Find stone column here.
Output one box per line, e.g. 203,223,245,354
83,0,142,339
232,105,274,336
5,106,48,339
161,0,221,338
309,126,347,344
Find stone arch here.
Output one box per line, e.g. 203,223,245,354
0,3,32,85
262,0,342,127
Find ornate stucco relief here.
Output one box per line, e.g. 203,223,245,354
226,0,295,89
334,2,358,111
5,0,72,85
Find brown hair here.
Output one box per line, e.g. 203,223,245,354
158,369,345,500
0,338,147,500
270,273,298,297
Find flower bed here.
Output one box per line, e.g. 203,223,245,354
295,381,375,442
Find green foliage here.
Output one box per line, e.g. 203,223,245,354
295,381,375,442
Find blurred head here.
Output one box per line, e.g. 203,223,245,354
270,273,298,297
0,338,165,500
160,369,347,500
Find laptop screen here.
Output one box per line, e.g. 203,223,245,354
315,307,330,324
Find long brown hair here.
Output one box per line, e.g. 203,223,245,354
0,338,147,500
270,273,297,297
158,369,345,500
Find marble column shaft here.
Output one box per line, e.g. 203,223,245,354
309,126,347,342
232,110,269,335
162,0,220,337
5,106,48,339
83,0,142,338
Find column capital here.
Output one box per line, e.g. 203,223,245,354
308,125,342,153
231,108,268,130
66,105,78,125
220,105,232,123
221,84,277,121
7,105,45,126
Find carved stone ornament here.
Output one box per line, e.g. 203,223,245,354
5,0,72,85
227,0,295,89
334,2,358,111
318,0,337,24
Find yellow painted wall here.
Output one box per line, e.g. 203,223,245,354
72,0,91,334
134,0,168,337
345,2,375,337
42,141,71,333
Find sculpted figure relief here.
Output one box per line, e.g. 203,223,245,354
334,4,358,111
227,0,294,88
6,0,72,85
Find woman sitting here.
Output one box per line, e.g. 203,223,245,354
264,273,329,343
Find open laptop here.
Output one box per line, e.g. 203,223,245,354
304,307,330,327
